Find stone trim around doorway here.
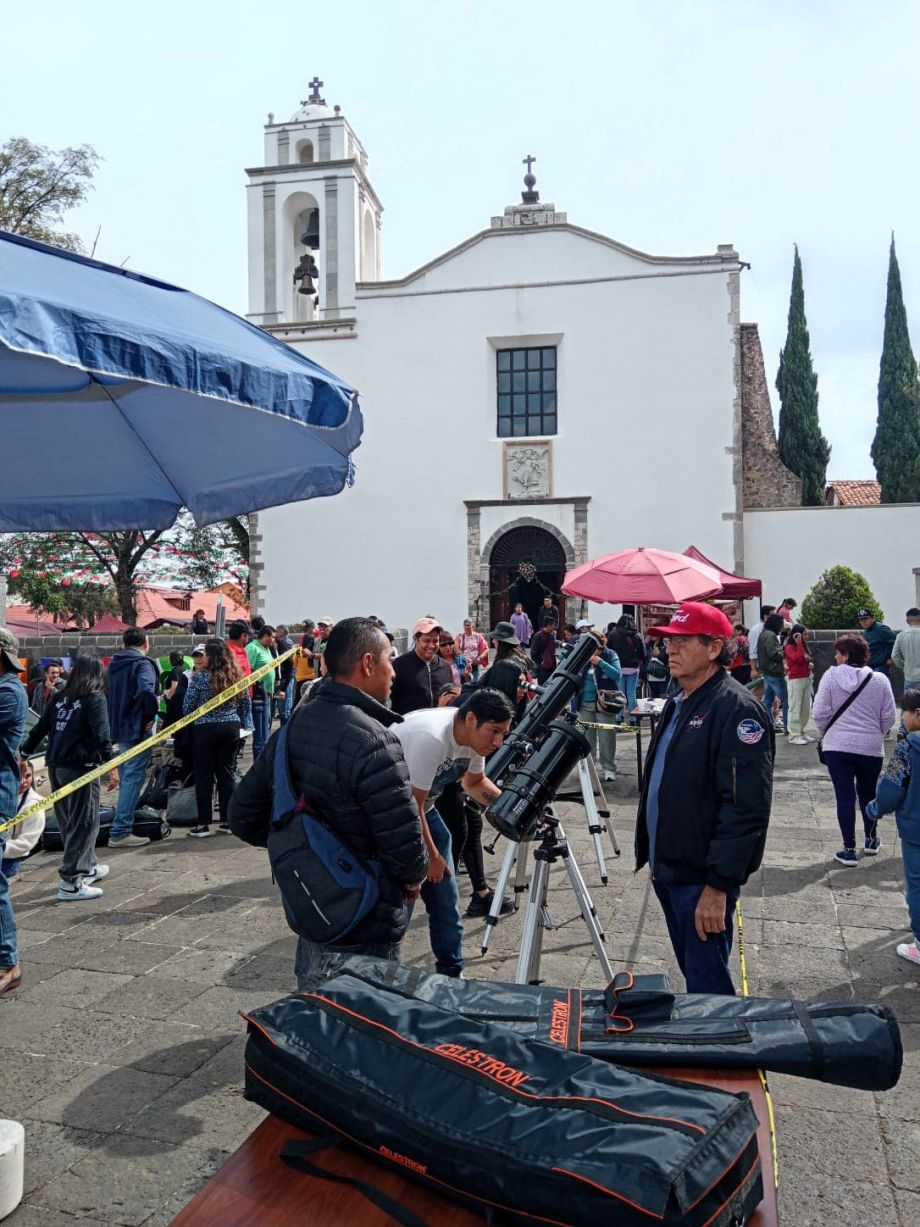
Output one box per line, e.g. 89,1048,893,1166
464,498,590,622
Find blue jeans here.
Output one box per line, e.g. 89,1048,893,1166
251,700,271,759
1,858,22,879
112,736,152,839
0,836,18,969
653,880,739,995
295,938,400,991
762,675,788,730
902,839,920,943
410,807,464,977
275,685,295,726
621,671,639,724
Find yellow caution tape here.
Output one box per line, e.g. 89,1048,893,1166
735,899,780,1188
0,645,297,836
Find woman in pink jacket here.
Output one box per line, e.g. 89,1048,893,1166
813,633,897,866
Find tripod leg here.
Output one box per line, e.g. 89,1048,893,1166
516,856,549,985
578,759,609,883
586,754,620,858
559,838,614,981
480,839,518,956
513,839,530,906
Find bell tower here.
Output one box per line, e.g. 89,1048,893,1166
245,78,383,327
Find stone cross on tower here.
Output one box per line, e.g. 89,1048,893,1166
521,154,539,205
302,77,325,106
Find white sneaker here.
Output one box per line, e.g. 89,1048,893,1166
58,881,103,902
790,736,809,745
604,771,617,783
897,942,920,966
83,864,109,884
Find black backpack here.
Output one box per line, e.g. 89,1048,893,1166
266,719,383,945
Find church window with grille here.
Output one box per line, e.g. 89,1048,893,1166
496,346,557,437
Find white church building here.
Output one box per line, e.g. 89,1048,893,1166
248,82,920,632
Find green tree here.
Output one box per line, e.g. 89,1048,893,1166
776,245,830,505
0,137,100,252
800,565,883,629
872,236,920,502
0,514,249,625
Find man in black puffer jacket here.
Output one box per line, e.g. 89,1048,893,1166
229,618,428,987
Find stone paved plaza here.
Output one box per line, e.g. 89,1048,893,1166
1,733,918,1225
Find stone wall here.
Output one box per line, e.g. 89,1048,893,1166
740,323,802,509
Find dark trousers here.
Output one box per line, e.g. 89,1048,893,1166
536,666,555,685
653,880,739,995
437,783,488,893
192,722,239,826
823,750,883,849
49,765,101,883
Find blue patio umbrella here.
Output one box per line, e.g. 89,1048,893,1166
0,230,363,531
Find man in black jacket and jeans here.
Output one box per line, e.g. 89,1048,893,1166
229,618,428,988
635,602,773,995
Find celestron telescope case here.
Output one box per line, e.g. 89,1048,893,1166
317,956,902,1092
243,968,763,1227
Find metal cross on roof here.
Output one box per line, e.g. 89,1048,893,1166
523,154,536,174
302,77,325,106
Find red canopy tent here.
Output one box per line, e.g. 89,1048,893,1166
682,547,762,601
89,612,131,633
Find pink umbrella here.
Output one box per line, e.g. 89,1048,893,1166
562,547,722,605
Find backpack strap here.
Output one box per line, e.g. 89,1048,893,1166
271,720,298,828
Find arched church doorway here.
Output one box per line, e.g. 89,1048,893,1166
488,526,567,631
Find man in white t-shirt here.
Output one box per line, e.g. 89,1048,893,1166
746,605,775,678
394,688,515,977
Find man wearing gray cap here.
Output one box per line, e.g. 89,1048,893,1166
0,628,27,995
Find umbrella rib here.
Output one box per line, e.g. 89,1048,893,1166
93,373,188,513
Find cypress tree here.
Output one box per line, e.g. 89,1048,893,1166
776,245,830,505
872,236,920,502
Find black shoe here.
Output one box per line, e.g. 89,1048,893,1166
466,890,514,918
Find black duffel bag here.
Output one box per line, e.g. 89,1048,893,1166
244,967,763,1226
311,956,902,1092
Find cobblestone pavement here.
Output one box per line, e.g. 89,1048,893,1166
1,732,918,1225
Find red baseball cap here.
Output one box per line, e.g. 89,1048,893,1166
648,602,733,639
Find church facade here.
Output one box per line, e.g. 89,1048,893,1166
248,86,919,632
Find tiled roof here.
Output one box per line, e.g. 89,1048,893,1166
826,480,881,507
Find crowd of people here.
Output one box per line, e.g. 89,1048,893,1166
1,588,920,1002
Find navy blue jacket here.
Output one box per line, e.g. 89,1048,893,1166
106,648,159,743
868,732,920,844
635,669,774,891
0,672,27,822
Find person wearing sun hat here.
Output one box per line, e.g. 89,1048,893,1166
634,601,774,995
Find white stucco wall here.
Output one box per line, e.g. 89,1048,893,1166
256,228,740,631
743,505,920,626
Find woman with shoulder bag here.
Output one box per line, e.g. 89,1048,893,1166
21,656,119,901
813,633,897,866
183,638,253,838
575,631,622,782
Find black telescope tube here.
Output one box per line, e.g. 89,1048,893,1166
486,630,597,784
487,720,591,841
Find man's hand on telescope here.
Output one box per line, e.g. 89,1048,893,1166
694,886,728,942
462,771,501,808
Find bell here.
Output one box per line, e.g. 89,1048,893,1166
297,276,315,295
299,208,320,249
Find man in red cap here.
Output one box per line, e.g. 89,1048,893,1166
635,602,774,994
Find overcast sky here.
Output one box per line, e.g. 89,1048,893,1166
4,0,917,479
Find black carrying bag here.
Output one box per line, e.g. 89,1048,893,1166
310,956,902,1092
244,968,763,1227
41,804,170,851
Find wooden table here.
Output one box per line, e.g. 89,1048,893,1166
171,1065,778,1225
